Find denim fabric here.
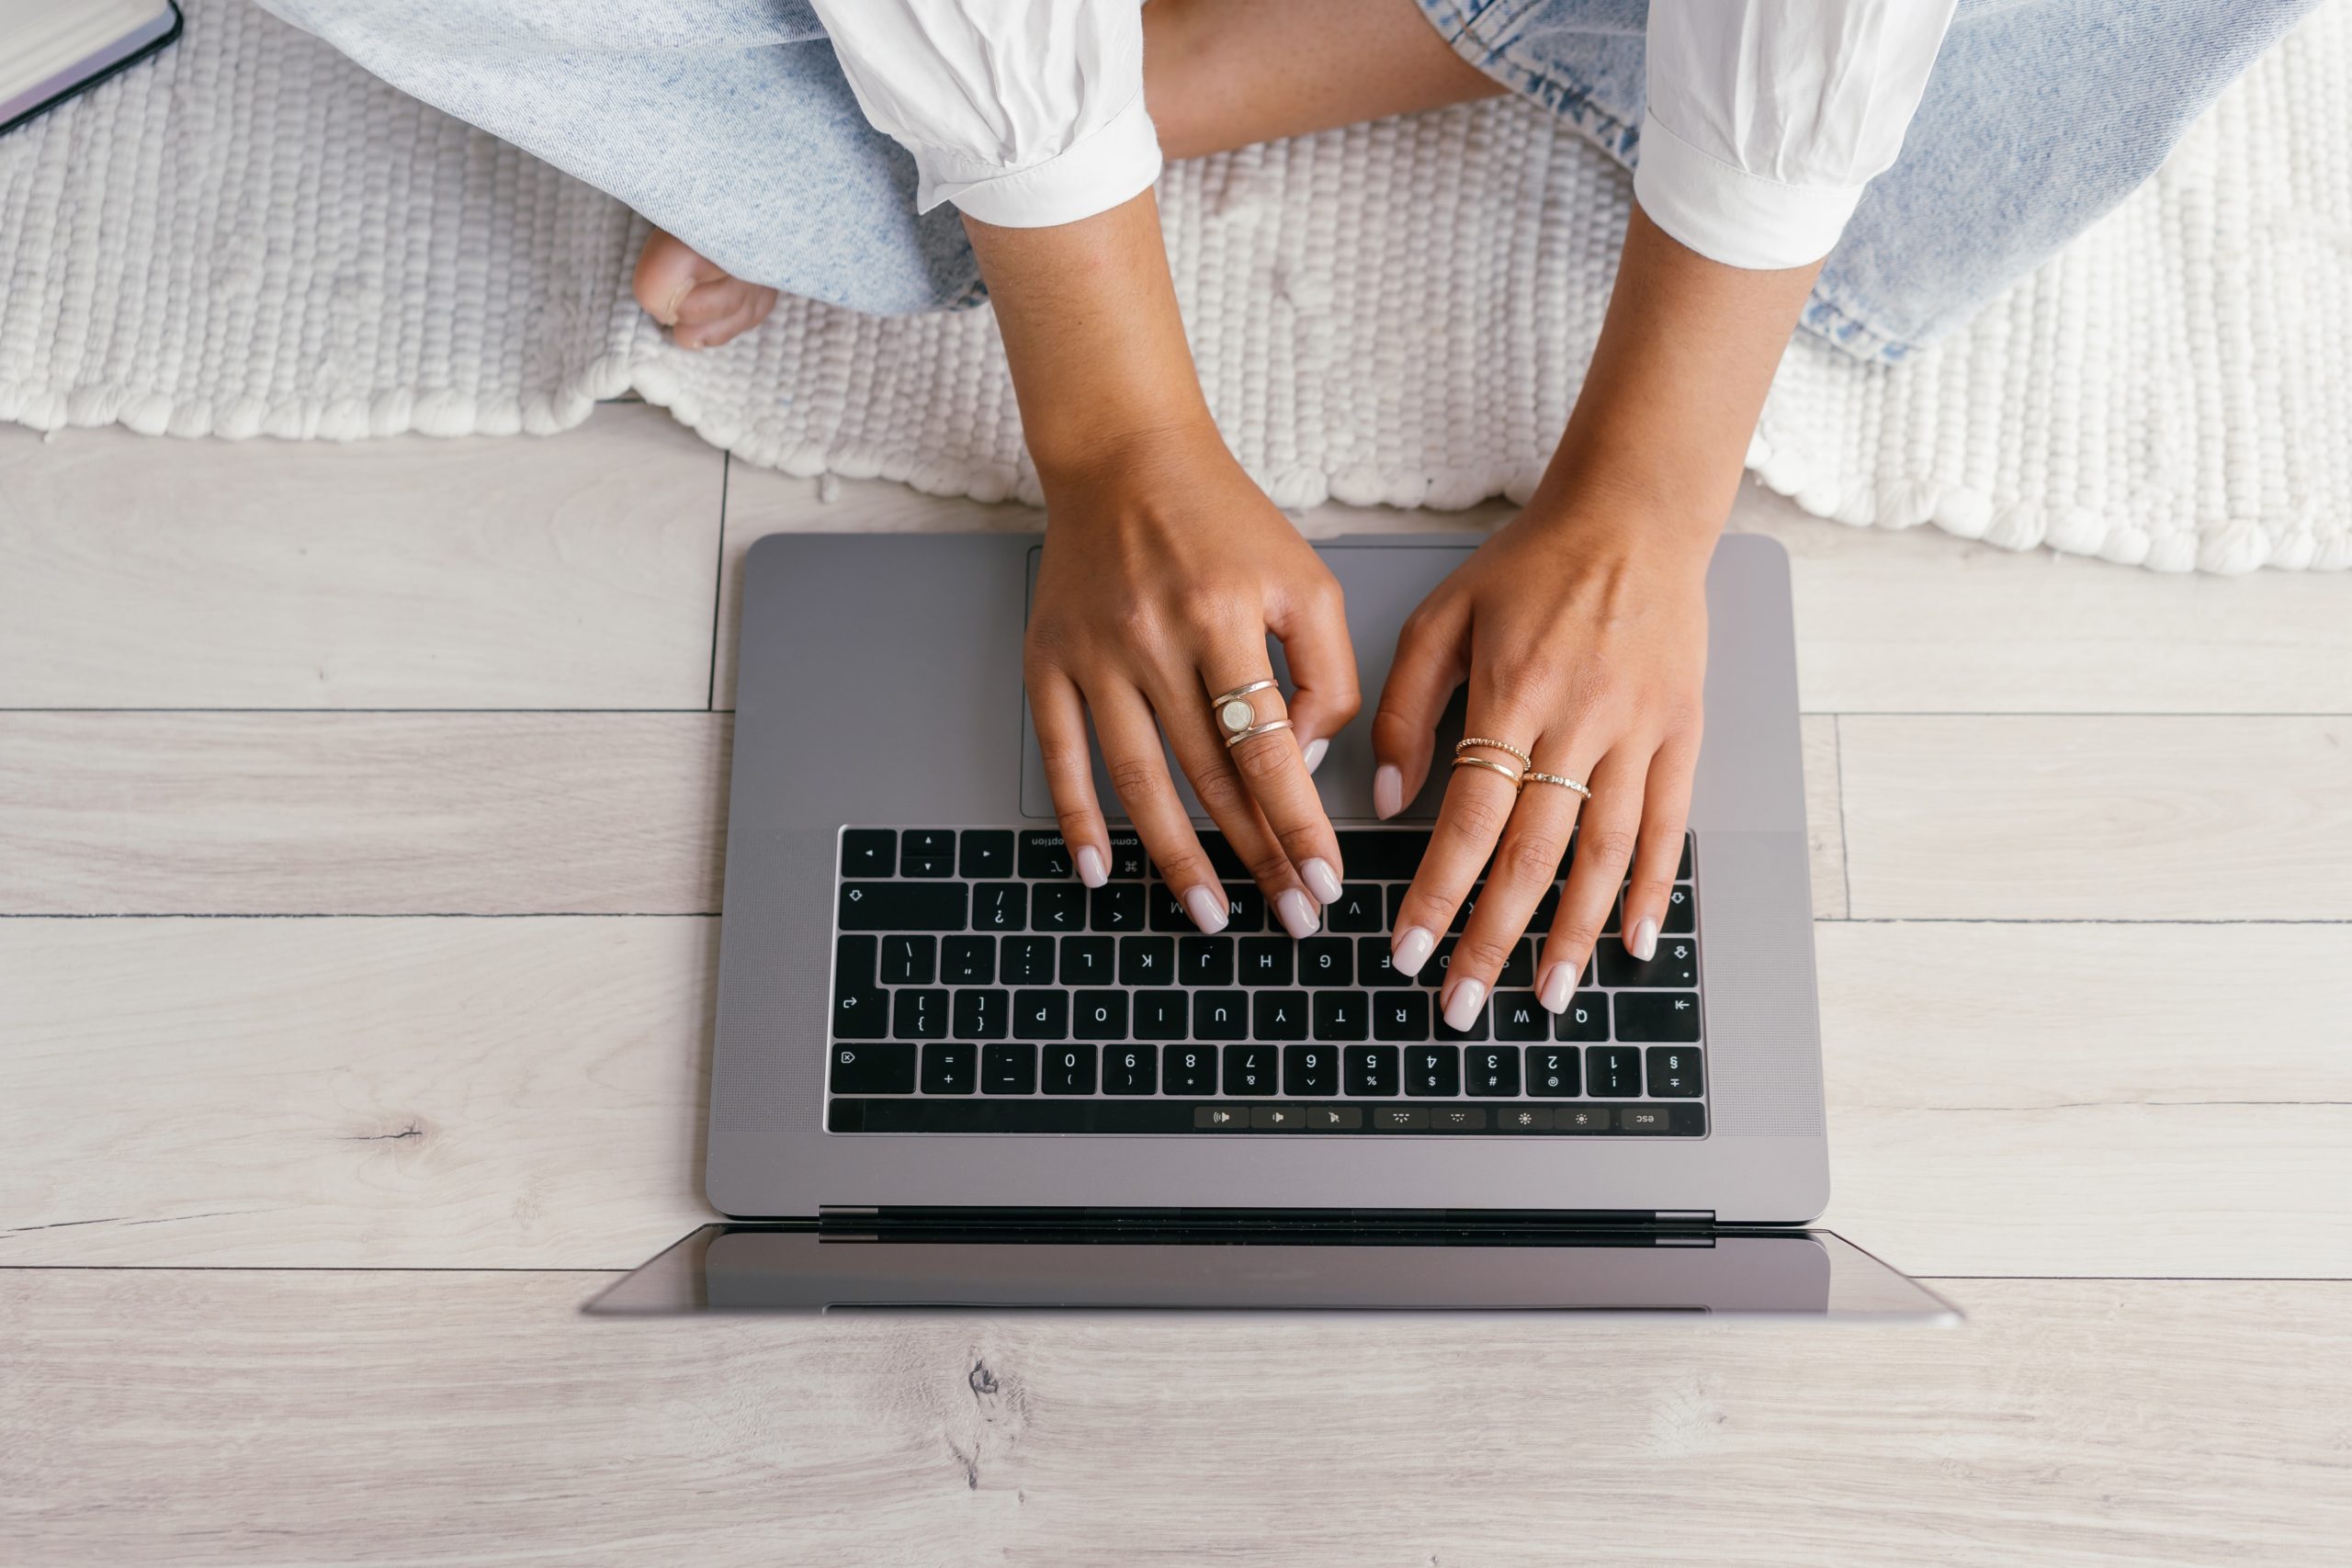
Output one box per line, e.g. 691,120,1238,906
261,0,2319,352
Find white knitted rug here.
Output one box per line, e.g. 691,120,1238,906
4,1,2348,573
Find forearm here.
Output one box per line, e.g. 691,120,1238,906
1533,203,1821,551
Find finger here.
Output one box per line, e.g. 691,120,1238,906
1203,656,1347,915
1090,682,1232,932
1025,660,1111,887
1621,732,1699,959
1444,758,1590,1026
1264,574,1360,778
1539,747,1647,1011
1163,668,1324,940
1387,705,1535,987
1367,597,1469,819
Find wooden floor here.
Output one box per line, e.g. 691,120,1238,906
3,406,2346,1563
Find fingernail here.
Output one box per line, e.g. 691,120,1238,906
1374,764,1403,820
1276,889,1320,940
1301,857,1343,904
659,280,691,326
1629,916,1658,962
1302,738,1329,776
1538,964,1575,1014
1392,925,1435,977
1442,976,1487,1032
1183,886,1230,935
1076,846,1107,888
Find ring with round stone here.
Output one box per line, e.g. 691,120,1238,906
1209,679,1283,742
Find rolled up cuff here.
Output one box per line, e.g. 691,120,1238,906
916,90,1163,229
1632,109,1866,271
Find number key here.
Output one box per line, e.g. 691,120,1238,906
1163,1045,1216,1093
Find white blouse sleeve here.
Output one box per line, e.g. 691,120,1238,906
807,0,1159,229
1635,1,1958,270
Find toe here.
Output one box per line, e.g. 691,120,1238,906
632,230,728,326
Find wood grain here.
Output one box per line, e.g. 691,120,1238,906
1839,715,2352,919
1802,713,1847,918
8,917,2341,1276
0,713,729,914
0,409,725,709
4,1269,2346,1567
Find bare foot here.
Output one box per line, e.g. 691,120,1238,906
632,229,779,349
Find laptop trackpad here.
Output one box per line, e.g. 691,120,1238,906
1018,541,1476,823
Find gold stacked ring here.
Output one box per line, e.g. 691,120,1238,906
1524,770,1592,799
1450,754,1525,787
1455,736,1534,769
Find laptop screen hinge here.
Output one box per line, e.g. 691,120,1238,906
820,1206,1715,1238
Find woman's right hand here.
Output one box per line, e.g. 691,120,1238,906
1025,424,1359,937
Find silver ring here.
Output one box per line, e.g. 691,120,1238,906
1211,680,1283,741
1223,717,1295,750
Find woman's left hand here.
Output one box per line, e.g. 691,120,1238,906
1371,502,1712,1029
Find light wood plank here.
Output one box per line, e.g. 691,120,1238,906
8,918,2341,1276
0,918,711,1268
0,409,726,709
0,713,728,914
1839,715,2352,919
1802,713,1847,918
4,1270,2346,1566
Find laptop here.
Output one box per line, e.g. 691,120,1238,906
591,531,1955,1321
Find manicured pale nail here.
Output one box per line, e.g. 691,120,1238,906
1183,886,1230,935
1629,916,1658,961
1538,964,1575,1014
1301,857,1343,904
1276,889,1320,940
1374,764,1403,819
658,280,691,325
1076,846,1107,888
1392,925,1436,977
1442,977,1487,1032
1302,738,1329,776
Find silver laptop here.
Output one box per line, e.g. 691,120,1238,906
593,531,1953,1320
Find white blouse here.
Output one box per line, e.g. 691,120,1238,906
808,0,1958,270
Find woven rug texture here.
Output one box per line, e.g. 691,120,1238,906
2,0,2347,573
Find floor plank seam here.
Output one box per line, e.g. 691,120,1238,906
1832,713,1854,917
707,453,729,714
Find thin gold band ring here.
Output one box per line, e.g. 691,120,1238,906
1455,736,1534,769
1523,770,1592,799
1450,754,1525,788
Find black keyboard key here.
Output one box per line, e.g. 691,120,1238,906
839,881,966,931
1464,1046,1521,1097
1193,991,1249,1041
1149,888,1197,932
1373,990,1430,1040
1163,1044,1217,1093
899,829,956,877
1313,991,1369,1041
1058,935,1114,986
1222,884,1267,933
1238,938,1294,985
1012,989,1069,1041
1252,991,1310,1040
958,830,1015,879
1449,883,1486,935
1179,935,1236,986
1072,989,1128,1041
1527,1046,1581,1097
1555,991,1609,1042
841,829,894,878
1663,884,1694,934
831,1041,916,1094
1679,835,1694,878
1018,831,1075,880
1118,935,1175,986
1134,989,1190,1041
1091,884,1147,932
1031,883,1085,933
1000,934,1054,985
1427,936,1461,988
1600,935,1699,989
1360,937,1414,987
1297,937,1352,986
1042,1045,1097,1095
1647,1047,1704,1098
1344,1044,1399,1097
1193,831,1249,881
1491,991,1549,1041
1283,1044,1339,1096
1385,885,1411,932
1221,1044,1278,1096
941,935,994,985
879,935,935,986
1588,1045,1643,1096
1334,829,1427,879
1327,885,1385,932
832,974,888,1041
1498,941,1534,989
921,1042,976,1094
972,882,1027,932
1104,830,1148,880
952,988,1008,1041
1615,991,1701,1043
1404,1045,1462,1097
982,1043,1037,1094
1103,1046,1158,1095
833,933,876,988
892,988,948,1041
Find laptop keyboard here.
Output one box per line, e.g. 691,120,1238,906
826,827,1705,1136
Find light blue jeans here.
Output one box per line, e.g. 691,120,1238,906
259,0,2320,361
